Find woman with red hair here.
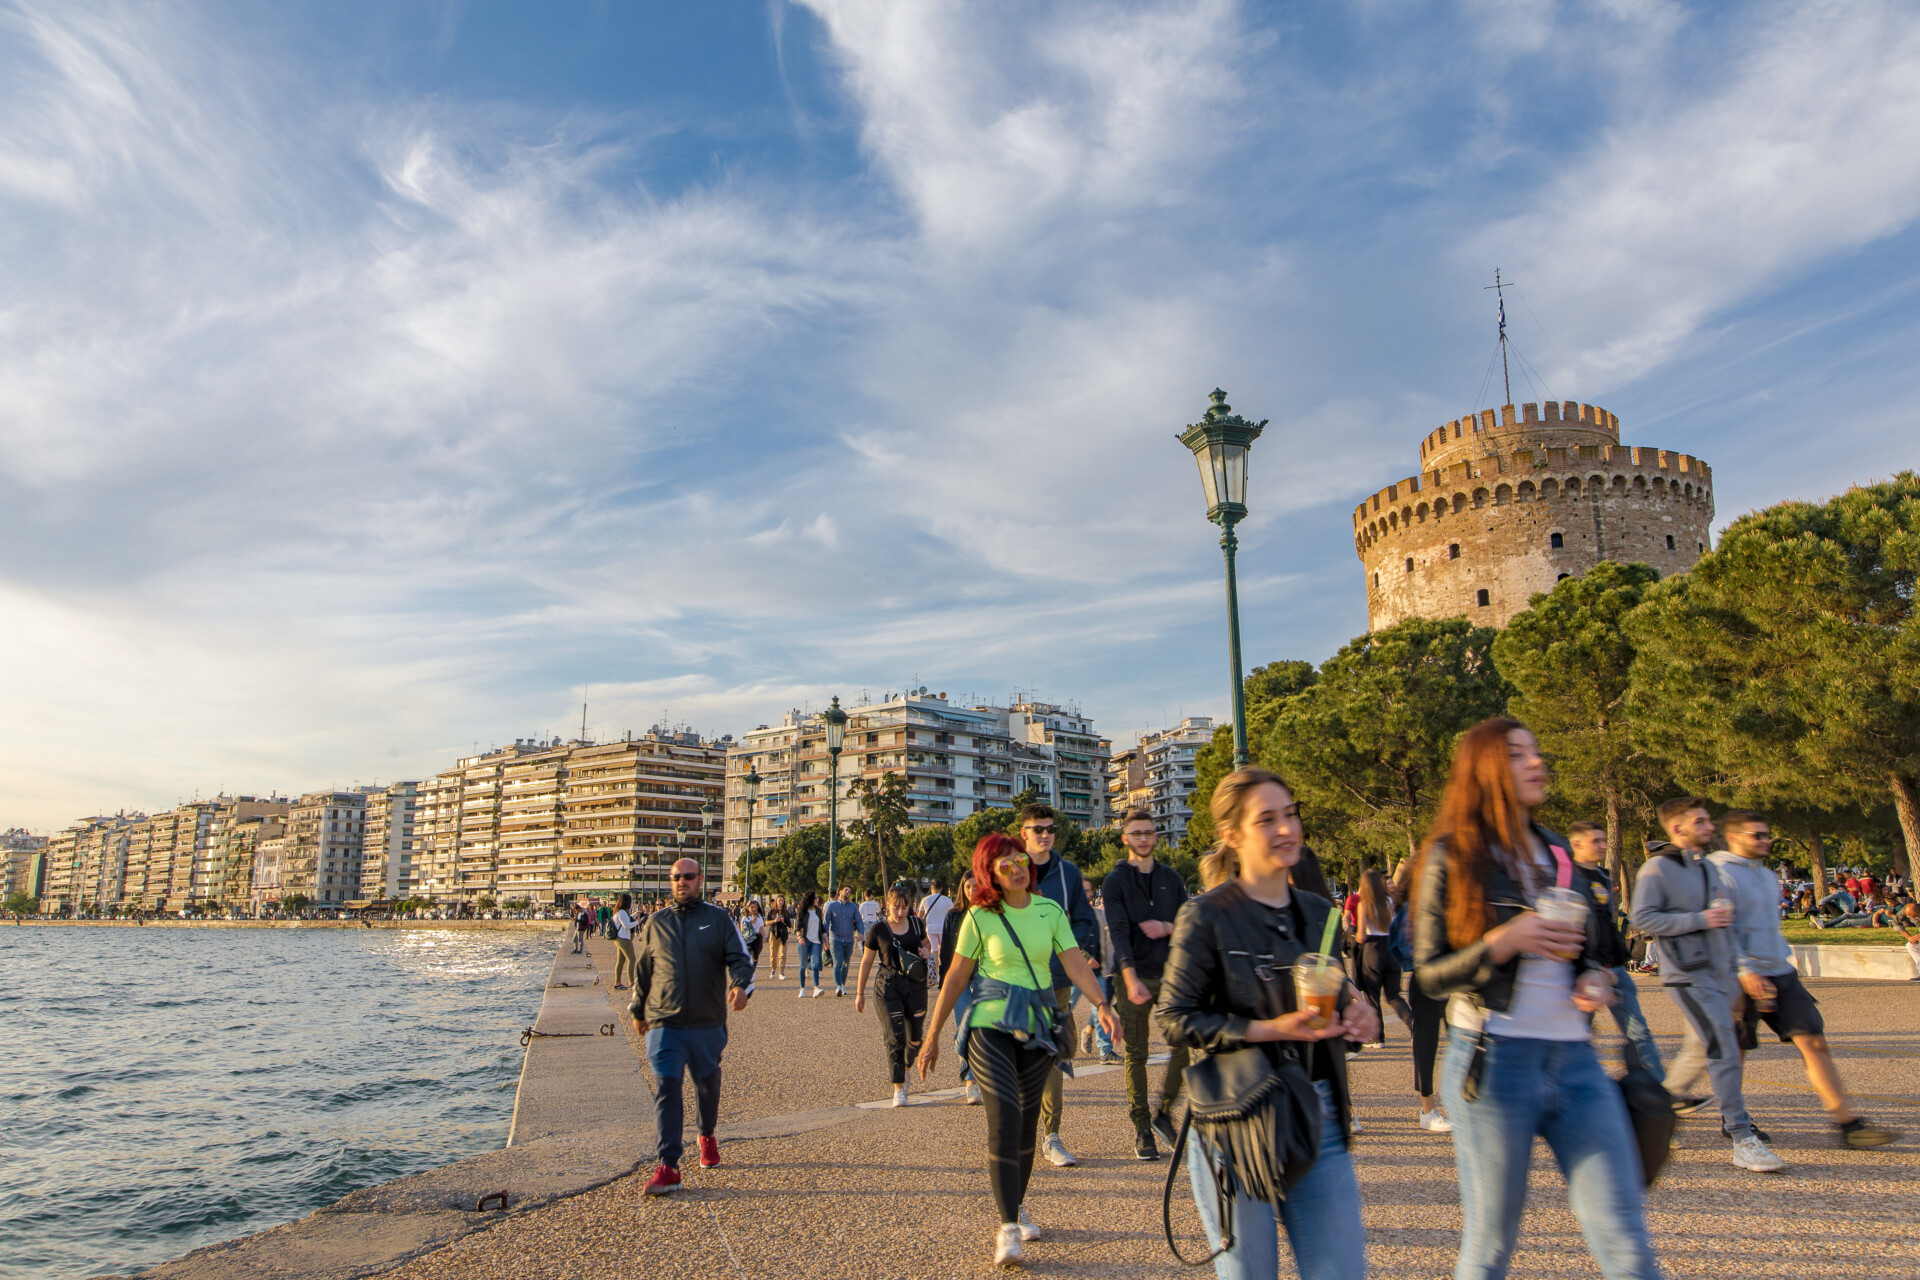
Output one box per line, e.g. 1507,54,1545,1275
919,831,1119,1267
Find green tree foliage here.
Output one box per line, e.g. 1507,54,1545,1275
1626,475,1920,896
1494,562,1673,890
846,772,913,889
754,822,833,896
900,826,956,888
4,891,36,915
949,807,1021,885
1082,837,1201,894
1268,617,1508,866
282,893,310,914
1182,661,1319,857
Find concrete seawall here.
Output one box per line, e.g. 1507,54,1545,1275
125,932,650,1280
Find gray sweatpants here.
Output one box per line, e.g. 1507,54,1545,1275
1660,976,1752,1138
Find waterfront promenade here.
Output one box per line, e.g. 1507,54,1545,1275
133,932,1920,1279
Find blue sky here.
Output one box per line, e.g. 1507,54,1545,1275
4,0,1918,831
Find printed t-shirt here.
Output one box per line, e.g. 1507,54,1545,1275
955,897,1077,1033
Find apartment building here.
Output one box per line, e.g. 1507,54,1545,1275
723,690,1111,888
251,828,294,912
200,798,290,907
1105,745,1152,823
280,790,368,907
497,754,567,903
559,731,725,904
2,830,48,903
358,782,421,903
1142,715,1216,845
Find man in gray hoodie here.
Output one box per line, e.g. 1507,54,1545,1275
1714,812,1900,1150
1630,797,1784,1173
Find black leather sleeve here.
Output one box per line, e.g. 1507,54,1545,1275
1156,898,1253,1053
1411,846,1499,1001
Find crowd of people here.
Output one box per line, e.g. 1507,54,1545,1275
608,719,1904,1278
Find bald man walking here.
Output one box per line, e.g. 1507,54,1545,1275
631,858,755,1195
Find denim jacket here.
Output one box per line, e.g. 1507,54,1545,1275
955,974,1074,1075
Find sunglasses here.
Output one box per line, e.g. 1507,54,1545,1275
669,872,700,881
1023,824,1056,835
992,855,1031,870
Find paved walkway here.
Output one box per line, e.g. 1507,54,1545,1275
385,938,1920,1279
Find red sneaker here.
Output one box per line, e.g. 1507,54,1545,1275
642,1163,681,1195
698,1135,721,1168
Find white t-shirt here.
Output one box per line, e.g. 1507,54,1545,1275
920,893,953,934
859,899,882,928
804,910,821,944
613,909,634,940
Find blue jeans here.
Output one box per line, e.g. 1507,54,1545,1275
831,938,856,988
1188,1079,1364,1280
1442,1027,1661,1280
1069,976,1116,1055
647,1024,726,1168
798,940,822,986
1606,967,1662,1074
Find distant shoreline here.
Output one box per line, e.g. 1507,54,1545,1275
5,918,568,931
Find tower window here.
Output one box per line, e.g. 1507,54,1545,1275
1666,534,1675,550
1449,543,1460,559
1476,589,1490,607
1550,532,1564,549
1405,557,1414,573
1373,573,1379,588
1557,573,1570,581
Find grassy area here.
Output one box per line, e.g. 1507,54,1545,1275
1780,919,1913,948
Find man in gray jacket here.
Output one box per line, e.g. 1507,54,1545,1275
1631,797,1784,1173
631,857,756,1195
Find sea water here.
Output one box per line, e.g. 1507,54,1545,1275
0,925,552,1279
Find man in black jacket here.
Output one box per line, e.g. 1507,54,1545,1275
1020,803,1100,1168
1567,822,1662,1075
631,857,755,1195
1101,807,1189,1160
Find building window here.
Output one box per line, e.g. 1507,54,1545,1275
1666,534,1676,549
1557,573,1570,581
1549,532,1564,549
1373,572,1379,588
1476,589,1490,607
1449,543,1460,559
1405,557,1414,573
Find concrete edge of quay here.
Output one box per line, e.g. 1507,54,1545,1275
109,932,647,1280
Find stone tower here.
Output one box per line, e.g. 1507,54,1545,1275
1353,401,1714,630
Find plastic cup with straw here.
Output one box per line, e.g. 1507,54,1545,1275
1293,908,1345,1030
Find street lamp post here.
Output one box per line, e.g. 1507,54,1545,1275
1179,389,1268,769
823,696,848,896
740,769,760,902
700,799,716,898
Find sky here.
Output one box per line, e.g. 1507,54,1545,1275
4,0,1919,832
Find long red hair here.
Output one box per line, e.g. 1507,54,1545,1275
1414,718,1539,945
970,832,1024,909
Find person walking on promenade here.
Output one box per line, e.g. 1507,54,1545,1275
795,891,826,997
920,880,954,985
1565,823,1662,1075
1416,719,1662,1280
825,887,863,997
631,857,755,1196
856,882,933,1107
572,901,591,954
1353,866,1412,1049
859,888,883,932
614,893,638,990
598,899,613,939
1632,797,1784,1173
739,899,766,974
1160,768,1377,1280
1714,812,1901,1149
1016,802,1101,1169
1101,806,1189,1160
765,895,790,981
918,833,1119,1267
1390,858,1450,1132
940,871,983,1105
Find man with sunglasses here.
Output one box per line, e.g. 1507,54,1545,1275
631,857,756,1195
1017,803,1101,1168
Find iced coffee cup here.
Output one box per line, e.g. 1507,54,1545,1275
1534,887,1588,961
1293,953,1344,1030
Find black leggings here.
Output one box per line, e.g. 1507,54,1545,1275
877,972,928,1085
1357,938,1414,1037
1410,978,1445,1097
966,1027,1054,1224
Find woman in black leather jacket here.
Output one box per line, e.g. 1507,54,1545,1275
1412,718,1659,1280
1159,768,1377,1280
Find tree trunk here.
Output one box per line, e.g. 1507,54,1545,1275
1889,774,1920,882
1806,825,1829,901
1604,786,1627,896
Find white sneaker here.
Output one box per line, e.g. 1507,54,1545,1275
965,1080,982,1105
836,984,846,996
1016,1203,1042,1240
1732,1134,1787,1172
811,987,825,998
1040,1134,1076,1167
1419,1108,1453,1133
798,987,809,1000
993,1223,1023,1267
892,1086,909,1108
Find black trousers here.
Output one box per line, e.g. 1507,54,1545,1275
966,1027,1054,1224
1410,979,1445,1098
876,971,928,1085
1357,938,1414,1038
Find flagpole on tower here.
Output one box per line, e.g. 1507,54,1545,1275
1485,269,1515,405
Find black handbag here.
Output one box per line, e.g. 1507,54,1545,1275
1616,1040,1676,1186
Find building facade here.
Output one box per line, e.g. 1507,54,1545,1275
1141,716,1215,845
359,782,421,903
1355,400,1714,629
281,791,368,908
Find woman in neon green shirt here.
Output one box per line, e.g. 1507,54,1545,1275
919,831,1118,1268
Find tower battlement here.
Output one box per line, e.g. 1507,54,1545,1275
1351,402,1712,630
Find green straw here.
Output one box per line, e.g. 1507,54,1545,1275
1318,905,1340,956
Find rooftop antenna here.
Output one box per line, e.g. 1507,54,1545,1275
581,685,589,742
1485,269,1515,405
